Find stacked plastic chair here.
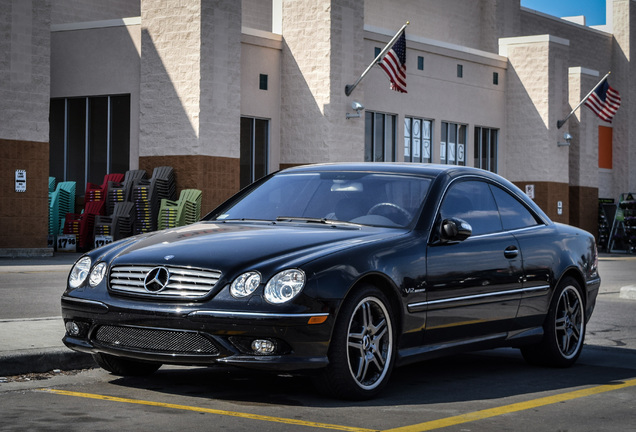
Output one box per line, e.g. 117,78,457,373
78,200,106,250
52,167,187,249
133,167,177,234
106,171,146,216
63,213,82,237
49,181,76,238
123,170,147,202
158,189,202,230
132,178,158,234
106,182,126,215
111,202,135,240
152,166,177,200
93,215,113,237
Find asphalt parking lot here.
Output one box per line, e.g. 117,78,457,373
0,253,635,431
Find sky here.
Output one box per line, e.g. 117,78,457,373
520,0,606,26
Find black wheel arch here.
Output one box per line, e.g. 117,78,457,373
553,268,587,314
343,272,404,340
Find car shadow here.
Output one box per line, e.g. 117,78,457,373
106,345,636,408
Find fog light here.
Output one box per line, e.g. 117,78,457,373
65,321,81,337
251,339,276,355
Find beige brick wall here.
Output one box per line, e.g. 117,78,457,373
51,0,139,25
363,30,507,165
0,0,51,144
520,8,612,75
364,0,521,54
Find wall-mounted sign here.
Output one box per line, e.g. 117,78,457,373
15,170,26,192
525,184,535,200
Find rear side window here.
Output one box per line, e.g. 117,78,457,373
440,180,502,235
490,185,540,230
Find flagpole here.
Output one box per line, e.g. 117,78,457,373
345,21,409,96
557,71,611,129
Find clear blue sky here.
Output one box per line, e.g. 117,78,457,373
520,0,606,26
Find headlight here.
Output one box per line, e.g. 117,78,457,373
230,271,261,298
69,257,91,289
89,262,108,287
264,269,305,304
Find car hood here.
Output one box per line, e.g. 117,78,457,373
105,221,403,274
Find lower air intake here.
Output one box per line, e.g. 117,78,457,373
94,325,219,355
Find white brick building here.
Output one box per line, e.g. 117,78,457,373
1,0,634,253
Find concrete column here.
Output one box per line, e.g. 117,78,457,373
610,0,635,197
139,0,242,212
0,0,51,250
499,35,571,223
280,0,365,166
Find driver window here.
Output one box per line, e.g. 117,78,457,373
440,180,502,235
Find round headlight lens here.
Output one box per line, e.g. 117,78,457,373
230,271,261,298
69,257,91,289
89,262,108,287
264,269,305,304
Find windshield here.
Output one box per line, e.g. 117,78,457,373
208,172,432,228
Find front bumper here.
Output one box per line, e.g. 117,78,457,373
61,295,332,371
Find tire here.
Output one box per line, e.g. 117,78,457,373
313,285,396,400
521,277,585,367
93,353,162,376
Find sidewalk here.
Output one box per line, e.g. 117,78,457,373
0,253,97,377
0,317,97,376
0,252,634,378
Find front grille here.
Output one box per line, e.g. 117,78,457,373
109,265,221,300
94,325,219,355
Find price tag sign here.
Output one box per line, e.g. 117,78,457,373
94,235,114,249
57,234,77,252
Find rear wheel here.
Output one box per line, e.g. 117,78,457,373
93,353,162,376
313,284,396,400
521,277,585,367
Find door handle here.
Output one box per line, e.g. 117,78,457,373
504,246,519,259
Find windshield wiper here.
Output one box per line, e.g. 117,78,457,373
275,216,361,227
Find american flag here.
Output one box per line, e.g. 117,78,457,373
584,79,621,122
379,31,407,93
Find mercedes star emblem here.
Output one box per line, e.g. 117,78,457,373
144,267,170,293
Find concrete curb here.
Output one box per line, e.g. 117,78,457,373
0,348,96,377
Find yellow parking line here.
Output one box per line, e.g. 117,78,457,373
40,378,636,431
383,378,636,432
39,388,377,432
599,256,636,260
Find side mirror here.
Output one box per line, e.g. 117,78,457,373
440,218,472,243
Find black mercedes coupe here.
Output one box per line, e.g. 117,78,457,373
61,163,600,399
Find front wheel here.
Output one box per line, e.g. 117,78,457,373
313,285,396,400
521,277,585,367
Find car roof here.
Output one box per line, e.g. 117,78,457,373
280,162,493,179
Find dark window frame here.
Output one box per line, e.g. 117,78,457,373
49,94,130,193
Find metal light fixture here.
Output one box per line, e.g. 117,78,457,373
558,132,572,147
346,101,364,119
